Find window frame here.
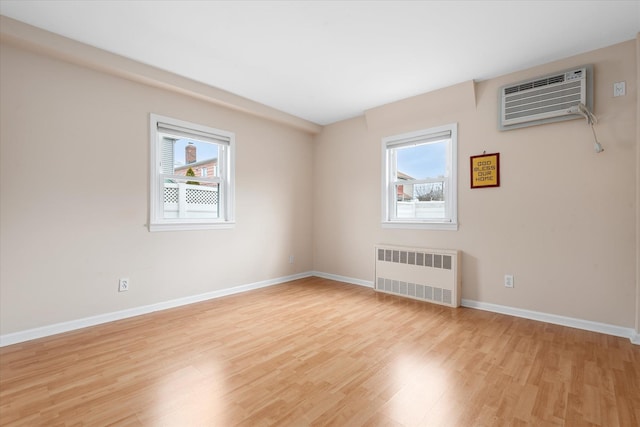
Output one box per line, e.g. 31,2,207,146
381,123,458,230
149,113,235,232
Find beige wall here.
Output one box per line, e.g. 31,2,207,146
1,17,638,339
314,40,638,329
0,33,314,335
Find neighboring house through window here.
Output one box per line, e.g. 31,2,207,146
149,113,235,231
382,123,458,230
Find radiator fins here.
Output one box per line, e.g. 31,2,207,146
374,246,461,308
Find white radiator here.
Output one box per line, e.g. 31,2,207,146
374,245,461,308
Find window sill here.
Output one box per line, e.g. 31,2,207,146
382,221,458,231
149,221,236,232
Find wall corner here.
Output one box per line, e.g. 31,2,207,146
635,32,640,337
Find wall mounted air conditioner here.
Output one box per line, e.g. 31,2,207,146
499,65,593,131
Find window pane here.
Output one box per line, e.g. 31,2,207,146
395,140,447,180
393,140,448,220
395,183,446,219
395,183,413,201
162,138,219,177
414,182,444,201
163,177,220,219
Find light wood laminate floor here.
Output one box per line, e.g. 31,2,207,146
1,277,639,426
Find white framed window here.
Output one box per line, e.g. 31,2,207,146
149,113,235,231
382,123,458,230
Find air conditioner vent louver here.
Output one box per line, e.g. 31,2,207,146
499,65,592,131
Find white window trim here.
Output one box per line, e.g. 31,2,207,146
149,113,235,232
381,123,458,230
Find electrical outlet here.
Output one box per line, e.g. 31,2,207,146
613,81,626,97
289,255,294,264
504,275,514,288
119,278,129,292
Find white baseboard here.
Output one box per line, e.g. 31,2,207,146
311,271,373,288
311,272,639,345
0,272,313,347
3,272,637,347
461,299,639,345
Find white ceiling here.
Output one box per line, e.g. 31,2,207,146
1,1,639,125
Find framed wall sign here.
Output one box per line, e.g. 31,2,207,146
470,152,500,188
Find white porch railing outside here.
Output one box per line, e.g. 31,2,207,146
163,183,219,218
397,201,445,219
